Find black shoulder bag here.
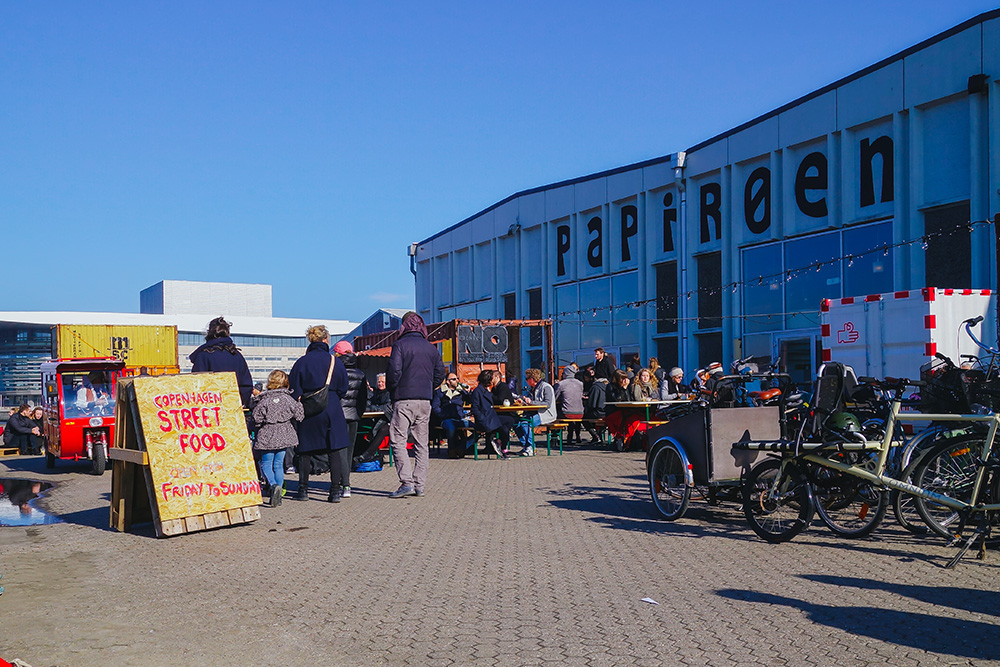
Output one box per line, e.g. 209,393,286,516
301,356,336,418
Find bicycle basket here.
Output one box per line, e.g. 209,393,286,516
919,359,969,414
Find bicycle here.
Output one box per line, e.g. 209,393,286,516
737,361,1000,568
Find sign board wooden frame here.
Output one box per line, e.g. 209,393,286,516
110,374,261,537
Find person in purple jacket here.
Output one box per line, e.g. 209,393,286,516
385,312,446,498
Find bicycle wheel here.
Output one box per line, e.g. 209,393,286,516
742,458,814,543
648,443,691,521
812,463,887,538
911,435,983,540
892,454,929,535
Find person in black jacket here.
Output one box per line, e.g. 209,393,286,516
189,317,254,409
7,405,40,455
469,370,512,459
593,348,617,382
333,340,367,500
432,372,471,458
583,378,608,443
290,325,351,502
386,312,446,498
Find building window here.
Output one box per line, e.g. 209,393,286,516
784,231,840,330
579,277,611,348
527,288,542,348
503,293,516,320
697,252,722,330
655,261,678,334
843,221,893,296
612,272,639,346
925,202,971,289
554,284,580,351
696,332,723,367
741,243,783,333
655,337,679,369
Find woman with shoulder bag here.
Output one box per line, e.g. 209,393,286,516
289,325,350,502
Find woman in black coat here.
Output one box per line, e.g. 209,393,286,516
331,340,368,501
290,325,350,502
470,370,513,460
189,317,254,408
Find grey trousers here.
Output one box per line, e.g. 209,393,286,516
389,399,431,491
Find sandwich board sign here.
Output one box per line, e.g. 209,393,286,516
110,373,261,537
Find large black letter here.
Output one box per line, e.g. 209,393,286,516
620,205,638,262
556,224,571,276
860,136,894,208
587,216,603,268
794,152,828,218
700,182,722,243
662,192,676,252
743,166,771,234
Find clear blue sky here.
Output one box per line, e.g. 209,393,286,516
3,1,996,322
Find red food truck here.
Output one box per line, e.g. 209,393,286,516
40,358,125,475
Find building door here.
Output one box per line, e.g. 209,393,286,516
773,333,819,387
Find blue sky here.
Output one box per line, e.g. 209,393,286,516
3,1,997,323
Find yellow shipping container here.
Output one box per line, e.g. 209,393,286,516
52,324,179,369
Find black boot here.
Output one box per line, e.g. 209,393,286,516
294,468,309,501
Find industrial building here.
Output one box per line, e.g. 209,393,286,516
412,10,1000,384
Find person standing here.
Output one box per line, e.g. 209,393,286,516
289,325,350,503
593,348,616,382
252,370,304,508
386,312,446,498
189,316,254,409
332,340,367,500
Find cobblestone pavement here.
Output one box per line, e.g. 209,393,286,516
1,445,999,666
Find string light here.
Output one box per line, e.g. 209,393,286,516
491,218,992,322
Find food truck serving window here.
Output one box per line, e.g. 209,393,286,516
61,371,114,418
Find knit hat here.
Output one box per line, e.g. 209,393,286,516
332,340,354,355
669,367,684,378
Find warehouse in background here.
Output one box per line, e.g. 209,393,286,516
413,10,1000,385
0,281,357,406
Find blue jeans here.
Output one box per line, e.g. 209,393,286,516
514,414,540,449
260,450,286,489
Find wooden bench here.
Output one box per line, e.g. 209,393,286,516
0,447,20,457
537,423,566,455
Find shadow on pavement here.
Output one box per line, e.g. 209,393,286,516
799,574,1000,618
543,475,760,541
716,587,1000,660
0,455,95,476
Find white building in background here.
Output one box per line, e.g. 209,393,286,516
413,11,1000,384
141,280,272,317
0,281,358,405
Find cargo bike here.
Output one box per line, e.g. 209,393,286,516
646,373,797,520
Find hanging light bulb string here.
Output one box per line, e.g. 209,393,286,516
545,217,990,320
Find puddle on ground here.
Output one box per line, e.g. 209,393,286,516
0,479,62,527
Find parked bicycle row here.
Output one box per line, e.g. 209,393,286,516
646,315,1000,568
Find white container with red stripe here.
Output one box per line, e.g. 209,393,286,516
820,288,997,381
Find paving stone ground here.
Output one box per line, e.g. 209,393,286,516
1,445,999,666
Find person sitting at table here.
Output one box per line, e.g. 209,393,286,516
490,372,515,407
555,366,585,445
369,373,392,417
514,368,556,457
605,370,648,452
470,370,512,460
432,372,472,458
631,367,658,401
660,367,689,400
